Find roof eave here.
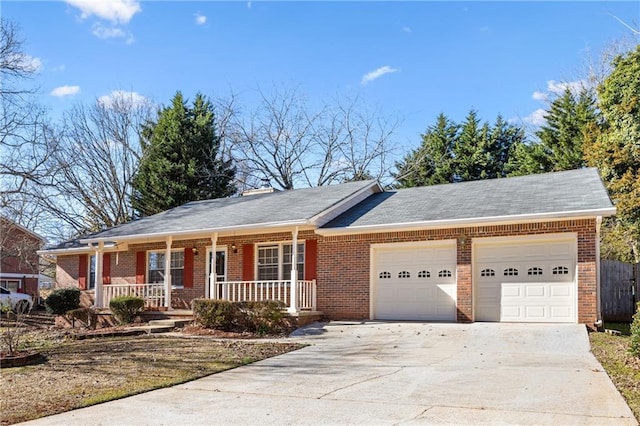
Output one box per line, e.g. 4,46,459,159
316,207,617,236
78,219,311,244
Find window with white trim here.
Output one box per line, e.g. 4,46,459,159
480,268,495,277
438,269,452,278
527,267,543,276
553,266,569,275
148,251,184,287
257,242,304,281
503,268,518,276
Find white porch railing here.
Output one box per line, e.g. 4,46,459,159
102,283,166,309
215,280,317,311
101,280,317,312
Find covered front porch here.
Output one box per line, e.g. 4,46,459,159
99,279,317,311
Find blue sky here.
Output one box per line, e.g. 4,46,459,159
4,1,639,153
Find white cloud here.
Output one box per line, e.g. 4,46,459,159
401,26,411,33
25,54,42,72
547,79,587,95
195,13,207,25
98,90,148,108
52,64,66,72
247,2,252,9
50,85,80,98
91,23,134,43
523,108,547,126
361,65,399,85
532,91,548,101
65,0,141,24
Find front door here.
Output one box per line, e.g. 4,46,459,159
206,248,227,298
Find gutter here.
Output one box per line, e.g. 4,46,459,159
78,219,310,244
316,207,617,236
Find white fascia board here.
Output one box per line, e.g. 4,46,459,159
37,242,128,256
79,220,311,245
316,208,617,236
309,181,383,227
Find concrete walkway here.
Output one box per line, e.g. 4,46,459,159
22,322,636,425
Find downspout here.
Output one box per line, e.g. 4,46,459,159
595,216,603,329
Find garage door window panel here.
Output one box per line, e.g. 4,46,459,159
418,270,430,278
504,268,519,276
527,267,543,276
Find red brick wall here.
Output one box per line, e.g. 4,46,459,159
319,219,598,324
52,220,598,324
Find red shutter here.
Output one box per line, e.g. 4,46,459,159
102,253,111,285
78,254,88,290
136,251,146,284
184,247,194,288
304,240,318,281
242,244,254,281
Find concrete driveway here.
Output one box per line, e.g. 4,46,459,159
23,322,636,425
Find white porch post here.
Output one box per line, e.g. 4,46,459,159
164,237,172,308
94,242,104,308
209,233,218,299
288,227,299,313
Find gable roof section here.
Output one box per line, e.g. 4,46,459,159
319,168,615,234
43,180,381,250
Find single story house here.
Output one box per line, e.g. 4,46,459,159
41,168,615,326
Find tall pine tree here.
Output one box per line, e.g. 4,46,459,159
393,113,458,187
131,92,236,216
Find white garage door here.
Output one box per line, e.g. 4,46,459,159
475,235,576,323
373,242,456,321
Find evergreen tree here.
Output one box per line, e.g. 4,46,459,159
393,113,458,187
507,87,599,176
585,45,640,262
131,92,236,216
536,88,599,171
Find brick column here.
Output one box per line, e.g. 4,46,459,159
456,236,473,322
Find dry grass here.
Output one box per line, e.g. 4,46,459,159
590,324,640,422
0,331,302,425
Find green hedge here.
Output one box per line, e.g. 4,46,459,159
109,296,145,324
630,302,640,358
192,299,291,334
45,287,81,315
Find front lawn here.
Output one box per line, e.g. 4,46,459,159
0,330,302,425
589,323,640,421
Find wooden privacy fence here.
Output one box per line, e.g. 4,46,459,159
600,260,639,322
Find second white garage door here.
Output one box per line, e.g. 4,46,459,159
474,235,577,323
372,241,457,321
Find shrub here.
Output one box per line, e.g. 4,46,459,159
238,300,291,335
45,287,81,315
630,302,640,358
192,299,239,331
193,299,291,335
109,296,144,324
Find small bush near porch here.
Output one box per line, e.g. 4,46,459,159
0,329,303,424
192,299,294,335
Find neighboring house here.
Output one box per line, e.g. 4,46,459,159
0,217,45,300
40,168,615,326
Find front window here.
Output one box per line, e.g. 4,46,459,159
148,251,184,287
257,243,304,281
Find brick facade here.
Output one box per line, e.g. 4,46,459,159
1,218,44,299
54,219,599,324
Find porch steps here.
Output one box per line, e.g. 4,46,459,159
138,318,192,334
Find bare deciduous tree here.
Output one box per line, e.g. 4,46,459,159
226,86,400,190
30,94,154,236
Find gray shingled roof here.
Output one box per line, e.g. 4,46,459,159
322,168,614,229
44,180,377,249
